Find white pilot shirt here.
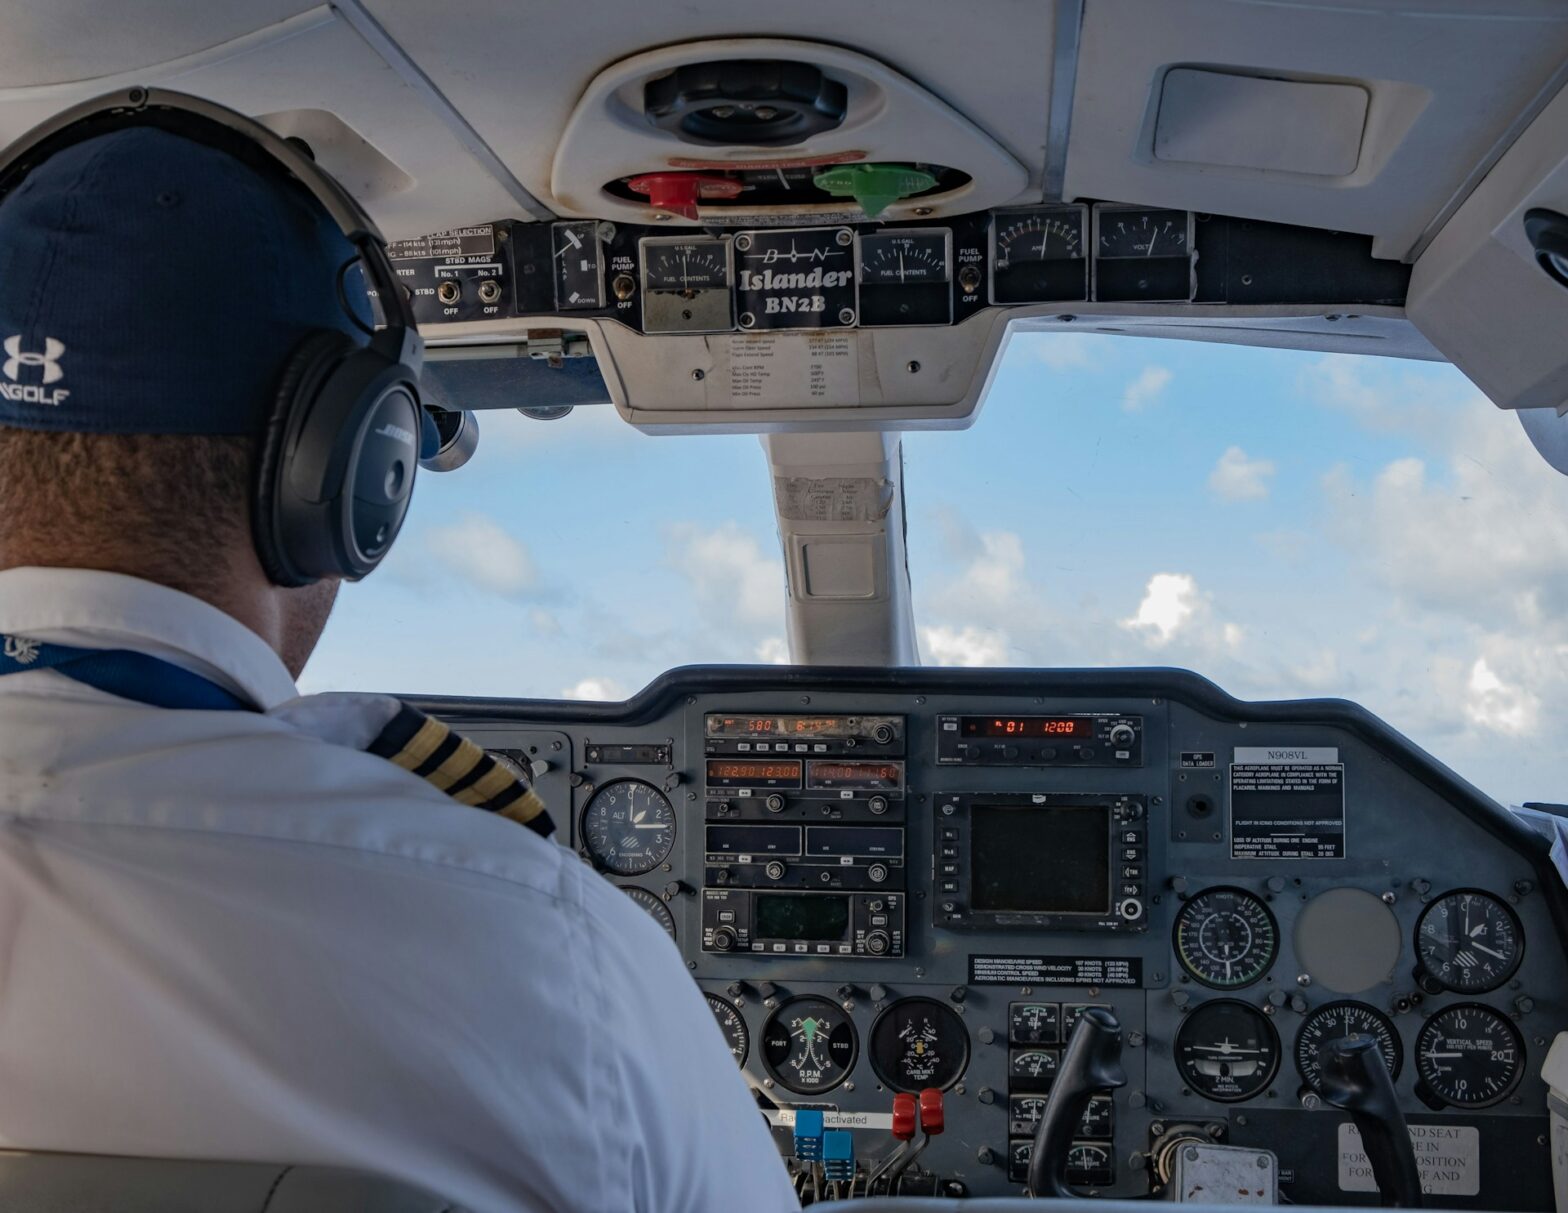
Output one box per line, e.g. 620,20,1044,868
0,567,798,1213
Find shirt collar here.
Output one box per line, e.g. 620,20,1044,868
0,567,299,710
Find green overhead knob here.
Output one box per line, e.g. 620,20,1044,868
812,163,937,218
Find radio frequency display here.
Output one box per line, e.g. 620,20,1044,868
960,716,1093,739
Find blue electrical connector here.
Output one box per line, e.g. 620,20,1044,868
793,1109,826,1162
822,1128,855,1183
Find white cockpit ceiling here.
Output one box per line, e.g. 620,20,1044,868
0,0,1563,258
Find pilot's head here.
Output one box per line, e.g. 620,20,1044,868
0,121,384,675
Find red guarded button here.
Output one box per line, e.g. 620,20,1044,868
891,1091,917,1141
918,1088,945,1135
626,172,743,220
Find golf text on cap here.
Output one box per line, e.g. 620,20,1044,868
0,336,70,406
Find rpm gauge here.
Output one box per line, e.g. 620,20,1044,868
868,997,970,1092
622,887,676,942
1415,1004,1524,1108
705,993,749,1067
763,996,858,1095
580,780,675,875
1416,890,1523,993
1174,887,1279,989
1295,1001,1402,1093
1175,1000,1280,1102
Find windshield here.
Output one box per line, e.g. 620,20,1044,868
305,334,1568,806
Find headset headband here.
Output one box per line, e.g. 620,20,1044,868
0,87,421,365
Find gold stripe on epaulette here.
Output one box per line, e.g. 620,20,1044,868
452,762,519,808
423,736,490,791
388,717,449,771
498,788,548,826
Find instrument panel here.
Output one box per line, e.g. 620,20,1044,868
385,205,1411,333
423,667,1566,1206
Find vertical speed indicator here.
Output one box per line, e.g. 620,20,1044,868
989,205,1089,304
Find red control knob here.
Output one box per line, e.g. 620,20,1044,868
891,1092,917,1141
626,172,743,220
918,1088,945,1135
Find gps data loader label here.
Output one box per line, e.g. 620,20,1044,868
1230,747,1345,860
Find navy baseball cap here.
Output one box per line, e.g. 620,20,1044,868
0,124,372,434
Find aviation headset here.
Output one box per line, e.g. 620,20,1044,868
0,87,425,587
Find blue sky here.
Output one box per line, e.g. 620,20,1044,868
303,333,1568,806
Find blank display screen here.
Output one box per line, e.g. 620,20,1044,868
755,894,851,941
970,804,1111,914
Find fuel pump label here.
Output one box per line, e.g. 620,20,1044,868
1337,1123,1479,1196
1230,747,1345,860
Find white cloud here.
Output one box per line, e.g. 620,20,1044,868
1024,332,1098,370
528,609,562,636
1121,365,1172,412
755,636,790,664
1124,572,1200,644
1465,657,1539,737
559,676,628,701
921,624,1009,667
1207,446,1276,501
424,512,536,597
667,522,785,627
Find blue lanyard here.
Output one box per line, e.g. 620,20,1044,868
0,633,254,712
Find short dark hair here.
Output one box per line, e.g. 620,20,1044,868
0,425,256,595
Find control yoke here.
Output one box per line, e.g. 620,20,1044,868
1027,1006,1127,1198
1319,1035,1424,1208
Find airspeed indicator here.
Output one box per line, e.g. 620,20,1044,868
1174,886,1279,989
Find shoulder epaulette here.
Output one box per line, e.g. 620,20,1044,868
367,702,554,838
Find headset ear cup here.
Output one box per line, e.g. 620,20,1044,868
253,329,355,588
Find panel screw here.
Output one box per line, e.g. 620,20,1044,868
836,229,854,246
913,206,934,216
739,312,756,328
735,234,753,252
838,308,856,325
691,369,705,381
907,360,921,373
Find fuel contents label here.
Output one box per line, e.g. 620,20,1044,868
1230,747,1345,860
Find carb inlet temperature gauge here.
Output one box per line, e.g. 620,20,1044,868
1175,1000,1280,1102
763,996,858,1094
580,780,675,876
868,997,970,1092
988,205,1089,304
1174,887,1279,988
705,993,749,1066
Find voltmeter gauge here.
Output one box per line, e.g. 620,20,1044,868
1096,208,1190,258
762,996,858,1095
621,886,676,942
1174,887,1279,988
642,238,730,292
1175,1000,1280,1102
551,220,605,309
705,993,749,1066
580,780,675,876
1415,889,1524,993
1415,1004,1524,1108
989,205,1089,304
858,231,951,284
869,997,970,1092
1092,206,1194,301
1295,1001,1402,1093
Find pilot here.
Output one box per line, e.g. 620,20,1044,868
0,96,796,1212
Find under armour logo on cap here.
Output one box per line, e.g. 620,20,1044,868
3,336,65,384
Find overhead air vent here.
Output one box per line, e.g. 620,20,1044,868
643,60,847,147
1154,68,1369,178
